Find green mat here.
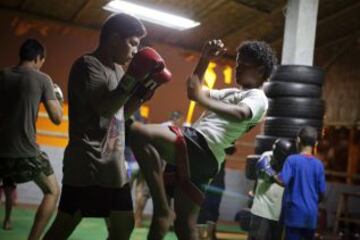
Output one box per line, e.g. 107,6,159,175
0,206,245,240
0,207,177,240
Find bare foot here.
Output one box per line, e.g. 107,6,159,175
3,220,12,230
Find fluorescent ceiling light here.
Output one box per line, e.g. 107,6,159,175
103,0,200,30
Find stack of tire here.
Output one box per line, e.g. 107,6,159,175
245,65,325,180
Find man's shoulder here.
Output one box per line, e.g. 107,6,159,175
18,68,51,83
218,87,264,95
287,154,324,166
215,87,239,94
71,54,98,67
313,157,325,169
35,70,51,81
284,154,299,163
243,88,267,99
83,54,104,68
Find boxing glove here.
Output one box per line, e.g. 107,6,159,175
119,47,165,93
134,67,172,102
53,84,64,102
256,155,276,177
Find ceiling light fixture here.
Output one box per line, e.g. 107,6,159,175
103,0,200,30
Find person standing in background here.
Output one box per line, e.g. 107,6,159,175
0,38,63,240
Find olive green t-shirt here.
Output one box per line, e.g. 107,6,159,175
0,66,56,158
62,55,128,188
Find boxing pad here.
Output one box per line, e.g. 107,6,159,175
272,139,296,171
119,47,165,93
256,154,276,177
53,84,64,102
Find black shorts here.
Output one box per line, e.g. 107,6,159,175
165,127,218,197
248,214,283,240
59,184,133,217
0,152,54,183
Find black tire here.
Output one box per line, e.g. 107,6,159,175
267,97,325,119
263,82,322,98
254,135,295,155
245,155,260,180
271,65,324,86
264,117,323,138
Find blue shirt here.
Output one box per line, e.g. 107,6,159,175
279,154,326,229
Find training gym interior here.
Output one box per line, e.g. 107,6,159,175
0,0,359,239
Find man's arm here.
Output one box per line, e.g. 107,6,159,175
89,48,167,118
274,157,293,187
187,40,252,121
191,39,227,97
90,84,133,119
42,79,63,125
187,74,252,121
256,154,290,187
124,95,142,120
43,100,63,125
272,174,285,186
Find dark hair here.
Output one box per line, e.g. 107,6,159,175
19,38,45,61
236,41,277,79
100,13,147,44
298,126,318,147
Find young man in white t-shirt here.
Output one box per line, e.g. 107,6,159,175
127,39,277,240
249,139,295,240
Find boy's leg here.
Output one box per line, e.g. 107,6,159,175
107,210,135,240
2,178,16,230
134,176,149,227
129,122,177,238
302,228,315,240
43,210,82,240
198,163,225,224
270,220,283,240
248,214,272,240
173,186,201,240
284,226,302,240
28,173,60,240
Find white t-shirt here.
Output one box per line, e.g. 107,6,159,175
192,88,268,165
250,151,284,221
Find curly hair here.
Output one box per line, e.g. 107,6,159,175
237,41,278,79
